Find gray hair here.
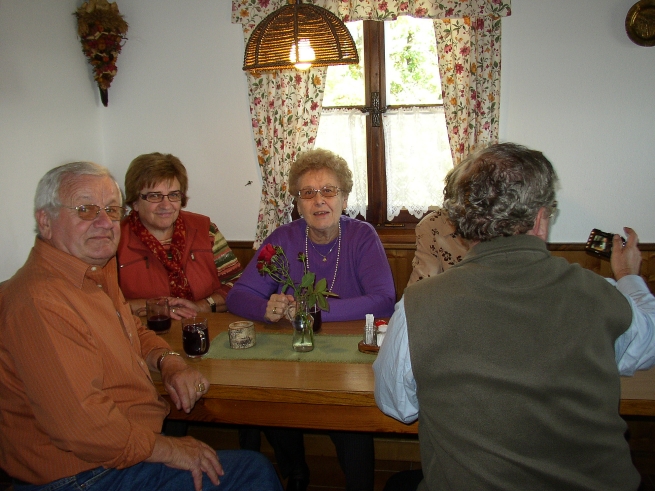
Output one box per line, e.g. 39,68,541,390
289,148,353,197
34,161,120,230
443,142,559,241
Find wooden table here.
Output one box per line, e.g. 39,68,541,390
152,313,655,434
153,313,416,433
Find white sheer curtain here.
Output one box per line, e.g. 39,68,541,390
315,106,452,221
314,108,368,219
383,106,452,220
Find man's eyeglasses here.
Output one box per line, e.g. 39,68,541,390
139,191,184,203
296,186,341,200
548,200,558,219
64,205,126,221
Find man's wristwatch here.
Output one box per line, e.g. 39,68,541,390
157,350,182,372
206,296,216,312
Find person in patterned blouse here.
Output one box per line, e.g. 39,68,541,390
407,207,469,286
117,152,242,319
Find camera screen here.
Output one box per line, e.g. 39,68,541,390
589,233,611,253
585,228,622,259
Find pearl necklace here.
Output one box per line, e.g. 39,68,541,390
305,221,341,293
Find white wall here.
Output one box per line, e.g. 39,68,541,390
500,0,655,243
1,0,654,280
0,0,104,280
101,1,261,242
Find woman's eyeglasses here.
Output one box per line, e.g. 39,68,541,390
296,186,340,199
139,191,184,203
64,205,126,221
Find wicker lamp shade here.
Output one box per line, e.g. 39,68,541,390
243,0,359,72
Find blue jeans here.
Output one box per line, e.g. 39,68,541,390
14,450,282,491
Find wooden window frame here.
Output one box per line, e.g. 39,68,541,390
322,20,444,233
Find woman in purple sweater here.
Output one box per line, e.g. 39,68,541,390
227,157,394,323
227,148,395,491
226,215,394,322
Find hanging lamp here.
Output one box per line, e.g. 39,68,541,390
242,0,359,72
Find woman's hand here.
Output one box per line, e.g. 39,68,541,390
191,294,227,314
168,297,199,319
265,293,295,322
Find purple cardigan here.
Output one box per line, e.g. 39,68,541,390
226,216,395,323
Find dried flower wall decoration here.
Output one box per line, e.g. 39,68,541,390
74,0,128,107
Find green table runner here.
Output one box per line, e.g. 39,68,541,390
205,332,376,364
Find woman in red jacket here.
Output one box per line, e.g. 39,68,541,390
117,152,242,318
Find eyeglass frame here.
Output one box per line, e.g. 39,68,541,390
63,204,127,221
139,191,185,203
548,200,559,219
296,186,341,200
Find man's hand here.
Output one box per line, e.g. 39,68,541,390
147,434,223,491
610,227,641,281
160,355,209,413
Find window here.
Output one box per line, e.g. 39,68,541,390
315,17,453,227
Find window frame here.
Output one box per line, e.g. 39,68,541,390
322,20,446,230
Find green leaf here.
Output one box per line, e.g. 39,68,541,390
300,272,315,288
317,294,329,311
314,277,327,293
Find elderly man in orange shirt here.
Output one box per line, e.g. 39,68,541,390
0,162,282,491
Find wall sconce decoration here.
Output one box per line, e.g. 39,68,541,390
242,0,359,72
626,0,655,46
75,0,128,106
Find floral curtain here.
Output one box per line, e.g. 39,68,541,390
244,69,326,249
434,15,504,164
233,3,327,248
232,1,511,22
232,0,511,244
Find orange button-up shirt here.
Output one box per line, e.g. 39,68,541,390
0,238,171,484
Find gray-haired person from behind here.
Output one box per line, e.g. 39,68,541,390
374,142,655,491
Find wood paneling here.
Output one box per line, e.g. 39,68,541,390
229,240,655,301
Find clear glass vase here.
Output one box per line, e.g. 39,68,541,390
291,297,314,352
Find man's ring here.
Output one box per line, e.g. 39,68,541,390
273,307,277,314
171,308,176,314
196,383,205,392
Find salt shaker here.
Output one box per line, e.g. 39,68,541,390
375,319,388,347
364,314,376,346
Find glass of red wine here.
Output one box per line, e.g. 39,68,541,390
182,317,210,358
310,307,322,333
146,297,171,334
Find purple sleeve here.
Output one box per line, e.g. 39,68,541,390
322,221,396,322
225,223,304,322
225,246,278,322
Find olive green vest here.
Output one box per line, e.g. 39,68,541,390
405,234,637,491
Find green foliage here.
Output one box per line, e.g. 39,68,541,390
386,16,441,104
323,17,442,108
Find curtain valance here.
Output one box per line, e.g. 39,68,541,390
232,1,511,34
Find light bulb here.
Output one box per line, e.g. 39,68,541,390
289,39,315,70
